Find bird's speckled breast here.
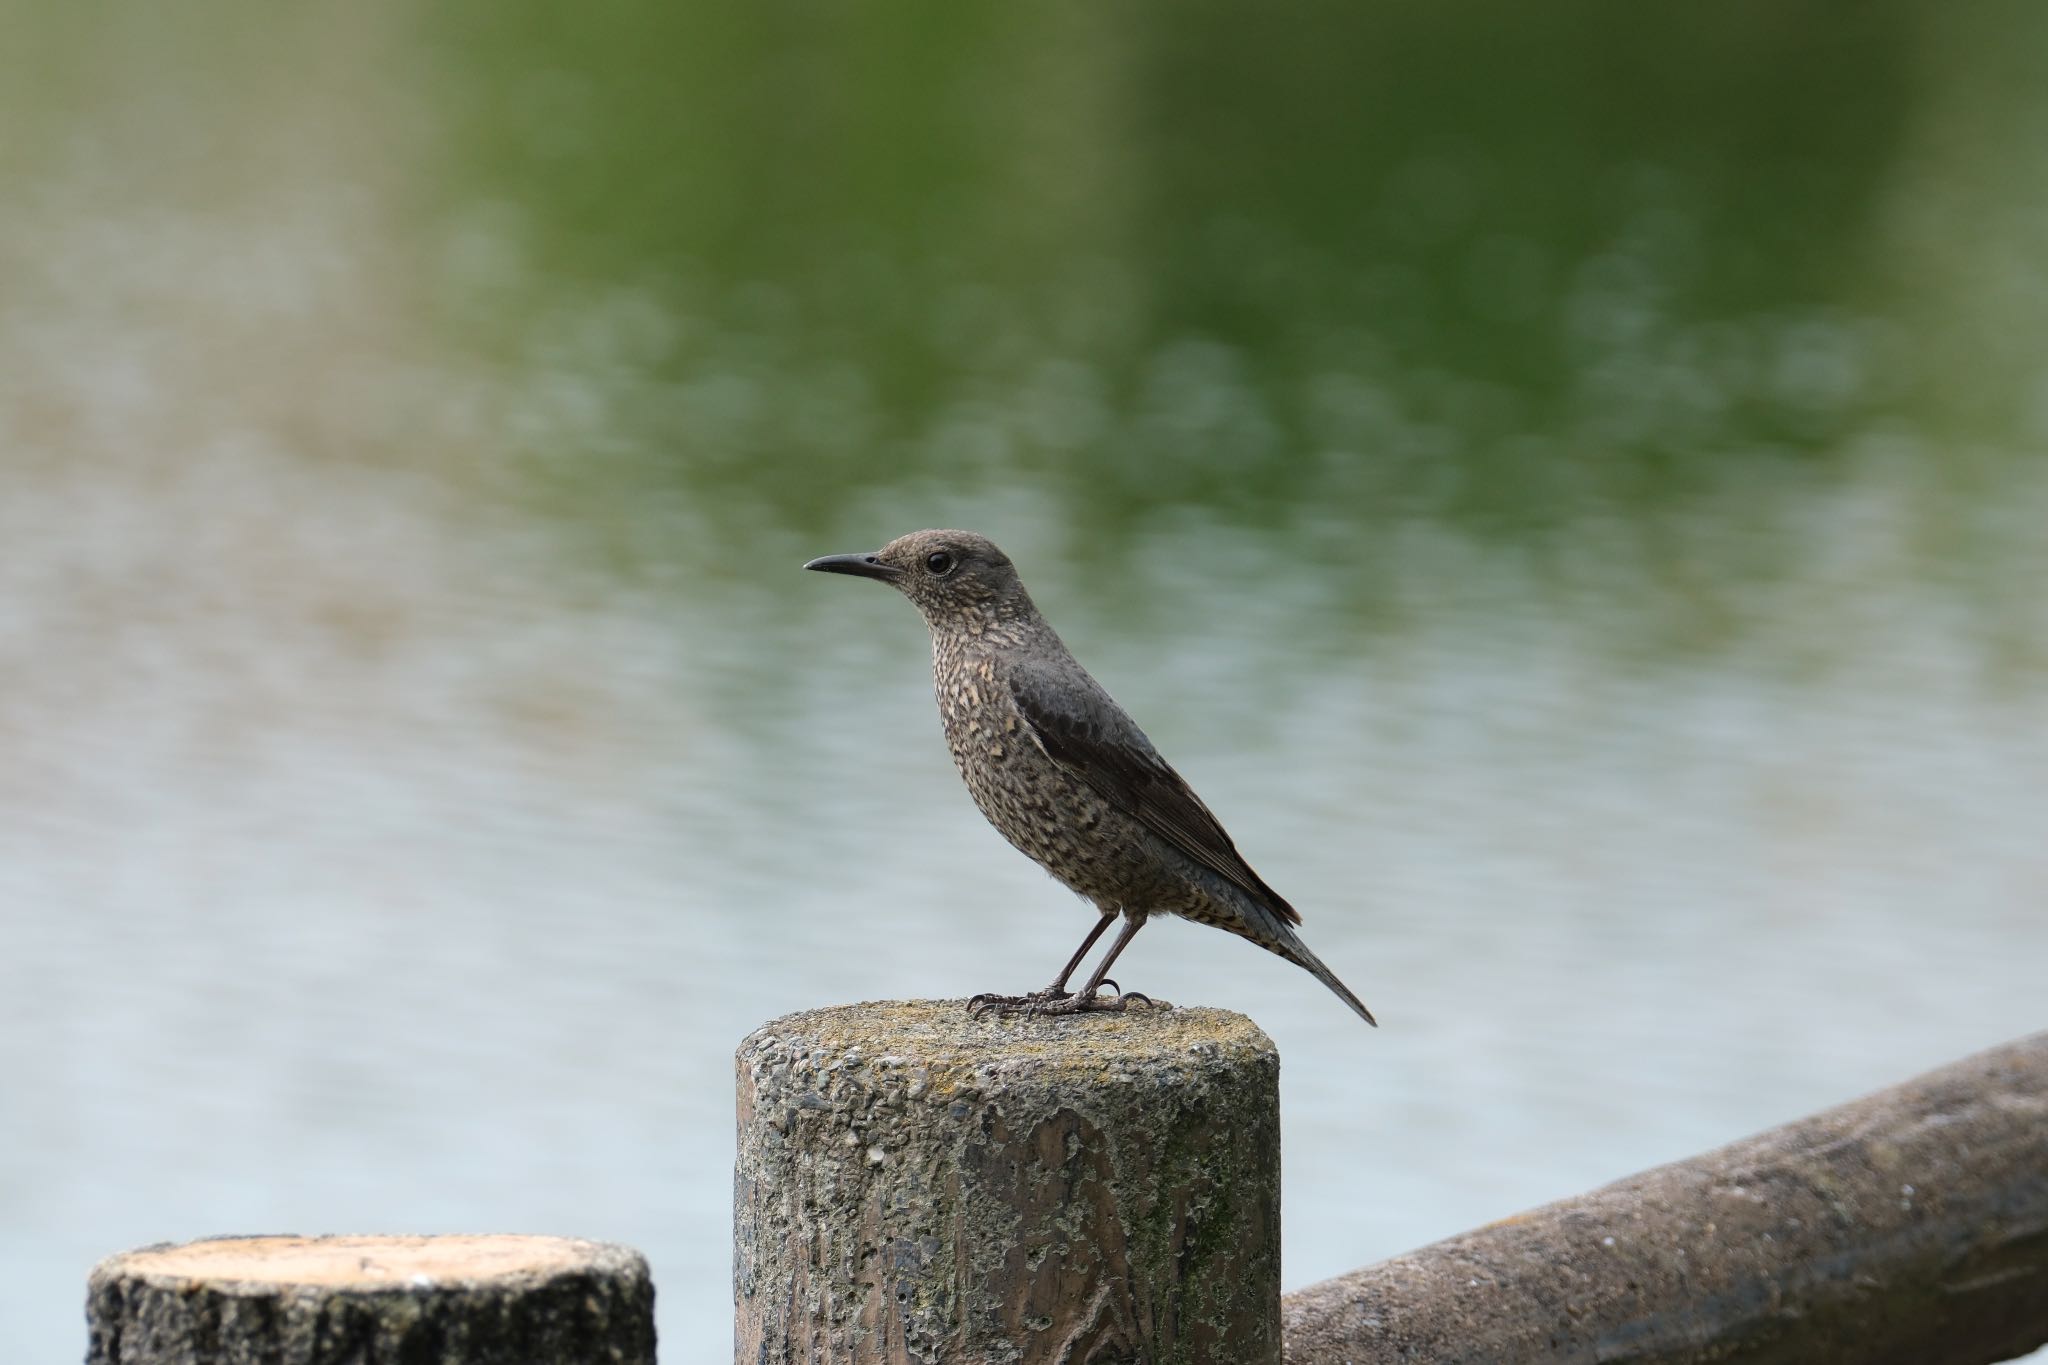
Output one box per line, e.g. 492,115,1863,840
931,625,1204,917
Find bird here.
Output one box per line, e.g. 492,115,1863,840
803,529,1376,1026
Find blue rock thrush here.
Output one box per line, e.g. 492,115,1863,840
804,529,1375,1026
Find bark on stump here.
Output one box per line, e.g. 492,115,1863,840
734,998,1281,1365
87,1233,654,1365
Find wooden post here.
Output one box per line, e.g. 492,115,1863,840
87,1234,654,1365
1282,1031,2048,1365
734,999,1281,1365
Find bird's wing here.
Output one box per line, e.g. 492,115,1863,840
1007,664,1303,926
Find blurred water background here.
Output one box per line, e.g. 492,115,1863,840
4,3,2046,1360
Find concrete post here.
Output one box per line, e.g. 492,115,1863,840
86,1234,654,1365
734,999,1281,1365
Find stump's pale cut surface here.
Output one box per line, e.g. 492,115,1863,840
734,999,1282,1365
87,1233,654,1365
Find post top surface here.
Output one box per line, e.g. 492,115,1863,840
741,998,1274,1074
95,1234,638,1290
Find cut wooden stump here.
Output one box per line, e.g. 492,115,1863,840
734,998,1281,1365
87,1233,654,1365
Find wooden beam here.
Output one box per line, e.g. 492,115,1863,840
1283,1032,2048,1364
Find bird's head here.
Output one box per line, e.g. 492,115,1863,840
804,529,1031,622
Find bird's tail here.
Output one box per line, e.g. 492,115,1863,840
1274,933,1378,1028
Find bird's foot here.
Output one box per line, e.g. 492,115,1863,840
967,986,1072,1017
1030,981,1158,1015
968,981,1157,1017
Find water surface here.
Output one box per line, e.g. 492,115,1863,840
3,4,2044,1360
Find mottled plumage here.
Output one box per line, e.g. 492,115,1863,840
804,529,1375,1026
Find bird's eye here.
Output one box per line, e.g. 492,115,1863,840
924,550,957,576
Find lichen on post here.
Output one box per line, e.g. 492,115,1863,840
87,1233,654,1365
734,999,1282,1365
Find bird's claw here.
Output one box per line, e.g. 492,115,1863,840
968,987,1072,1017
966,982,1158,1018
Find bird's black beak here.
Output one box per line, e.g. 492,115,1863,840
803,551,902,581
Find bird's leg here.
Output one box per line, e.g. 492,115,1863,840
1026,912,1149,1015
968,911,1116,1016
1044,911,1117,995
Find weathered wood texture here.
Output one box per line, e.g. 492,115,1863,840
734,999,1281,1365
1284,1031,2048,1365
87,1233,654,1365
